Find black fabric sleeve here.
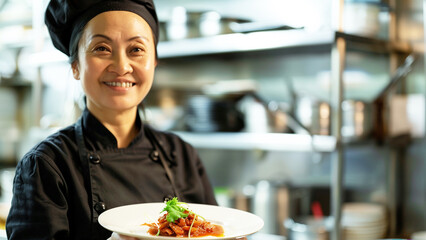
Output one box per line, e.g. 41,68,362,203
6,152,70,240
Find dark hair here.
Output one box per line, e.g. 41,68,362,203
68,30,84,64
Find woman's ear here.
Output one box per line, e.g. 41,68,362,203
71,62,80,80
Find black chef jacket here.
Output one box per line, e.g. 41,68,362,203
6,108,217,240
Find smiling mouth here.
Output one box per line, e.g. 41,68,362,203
104,82,136,88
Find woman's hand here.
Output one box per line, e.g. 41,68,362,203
107,232,141,240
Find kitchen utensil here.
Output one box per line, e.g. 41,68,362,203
240,180,290,236
246,92,309,134
341,99,373,142
165,7,250,41
284,216,333,240
284,78,330,136
287,81,371,142
287,54,415,143
184,94,244,132
294,95,331,136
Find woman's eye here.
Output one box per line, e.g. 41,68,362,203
130,46,145,54
95,46,108,52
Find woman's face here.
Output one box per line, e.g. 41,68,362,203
72,11,156,114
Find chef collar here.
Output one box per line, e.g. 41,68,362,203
81,108,145,150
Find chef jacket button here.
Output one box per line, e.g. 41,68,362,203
94,202,106,214
150,150,159,161
89,154,101,164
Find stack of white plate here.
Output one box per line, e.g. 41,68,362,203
342,202,387,240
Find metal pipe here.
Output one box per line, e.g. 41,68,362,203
387,149,398,236
330,1,346,238
330,34,346,240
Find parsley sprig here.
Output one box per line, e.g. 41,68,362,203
157,197,205,237
161,197,190,223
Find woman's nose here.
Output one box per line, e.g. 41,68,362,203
108,52,133,75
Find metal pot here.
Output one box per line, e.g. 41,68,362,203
294,97,373,142
294,95,331,136
341,99,373,142
284,216,333,240
237,180,290,236
288,54,415,143
184,94,245,132
165,7,250,40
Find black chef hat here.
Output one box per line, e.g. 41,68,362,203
45,0,159,57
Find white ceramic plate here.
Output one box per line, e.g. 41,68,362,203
98,202,264,239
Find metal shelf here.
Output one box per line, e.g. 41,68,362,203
335,31,412,54
172,131,336,152
158,29,334,58
157,30,412,59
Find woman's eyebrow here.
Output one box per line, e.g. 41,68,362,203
90,34,112,41
127,35,149,42
89,34,149,42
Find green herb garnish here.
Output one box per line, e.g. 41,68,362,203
161,197,189,223
158,197,206,237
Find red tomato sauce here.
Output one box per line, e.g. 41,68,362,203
144,211,224,237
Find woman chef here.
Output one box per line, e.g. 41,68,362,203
5,0,218,239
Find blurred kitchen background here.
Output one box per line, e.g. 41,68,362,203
0,0,425,239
